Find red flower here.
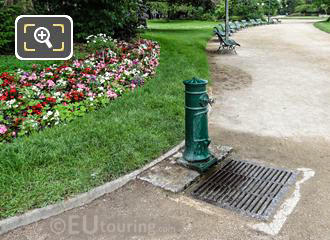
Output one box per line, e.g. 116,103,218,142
46,97,56,103
10,88,17,94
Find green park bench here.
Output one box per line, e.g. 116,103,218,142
234,21,243,29
274,18,282,24
229,21,239,31
256,19,265,25
213,26,226,37
241,20,250,27
261,18,268,24
239,20,248,28
269,18,276,24
246,19,254,27
215,32,241,54
250,19,259,26
219,23,235,34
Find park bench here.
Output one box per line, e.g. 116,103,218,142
241,20,250,27
234,21,243,29
261,18,268,24
229,21,239,31
274,18,282,23
239,20,248,28
246,19,254,27
215,32,240,54
250,19,259,26
213,26,226,37
256,19,265,25
220,23,235,34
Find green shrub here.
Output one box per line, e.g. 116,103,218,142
295,4,318,15
0,5,23,54
201,12,217,21
32,0,140,41
231,16,242,21
85,33,117,53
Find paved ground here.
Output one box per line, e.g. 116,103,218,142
2,20,330,240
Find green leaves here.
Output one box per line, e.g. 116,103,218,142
0,5,23,54
32,0,140,41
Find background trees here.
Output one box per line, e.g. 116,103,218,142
280,0,329,16
0,0,142,53
31,0,141,41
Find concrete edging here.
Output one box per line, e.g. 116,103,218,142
0,141,185,236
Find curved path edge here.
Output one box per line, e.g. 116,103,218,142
0,141,185,236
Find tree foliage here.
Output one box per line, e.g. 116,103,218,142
215,0,280,20
32,0,141,41
0,4,25,54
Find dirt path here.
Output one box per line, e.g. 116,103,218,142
209,19,330,239
209,20,330,140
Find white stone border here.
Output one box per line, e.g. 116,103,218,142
0,141,185,236
250,168,315,236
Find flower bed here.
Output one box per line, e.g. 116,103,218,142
0,38,160,143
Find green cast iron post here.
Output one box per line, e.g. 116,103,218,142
179,77,217,172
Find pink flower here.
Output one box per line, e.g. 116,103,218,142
28,73,37,81
36,83,44,89
130,83,136,89
47,80,55,88
0,125,7,135
73,60,81,68
20,76,27,82
77,83,85,89
107,90,118,99
115,74,121,81
97,62,106,69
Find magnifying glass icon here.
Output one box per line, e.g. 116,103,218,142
34,27,53,49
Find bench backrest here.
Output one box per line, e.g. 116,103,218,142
215,32,225,43
219,23,226,31
214,27,225,37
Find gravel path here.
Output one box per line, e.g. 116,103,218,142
209,19,330,140
208,19,330,239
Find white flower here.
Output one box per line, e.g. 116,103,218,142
32,86,39,92
8,99,16,105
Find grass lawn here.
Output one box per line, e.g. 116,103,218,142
0,45,88,73
0,55,60,73
314,20,330,33
0,20,216,219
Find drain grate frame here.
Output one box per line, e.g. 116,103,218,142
191,159,298,220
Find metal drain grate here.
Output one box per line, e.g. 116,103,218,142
192,159,297,220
